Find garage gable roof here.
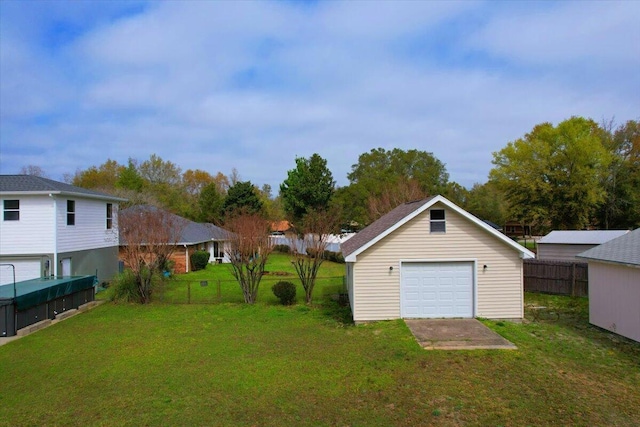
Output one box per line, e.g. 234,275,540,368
341,195,535,262
576,228,640,267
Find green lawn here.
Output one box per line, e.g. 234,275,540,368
518,239,537,251
152,253,346,304
1,260,639,426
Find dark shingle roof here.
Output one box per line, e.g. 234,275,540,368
577,228,640,267
0,175,126,201
120,205,231,245
182,221,230,243
341,197,434,258
482,219,502,230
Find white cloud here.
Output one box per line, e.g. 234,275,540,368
0,0,637,191
469,2,640,66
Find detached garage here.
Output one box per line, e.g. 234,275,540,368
341,195,535,323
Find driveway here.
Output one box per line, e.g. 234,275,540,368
404,319,517,350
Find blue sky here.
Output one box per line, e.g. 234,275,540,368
1,0,638,190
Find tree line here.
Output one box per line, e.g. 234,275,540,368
21,116,639,233
20,115,638,305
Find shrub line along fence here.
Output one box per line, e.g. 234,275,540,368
155,275,346,304
523,259,588,297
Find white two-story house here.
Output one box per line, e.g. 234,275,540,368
0,175,126,286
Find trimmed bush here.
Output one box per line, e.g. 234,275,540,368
190,250,210,271
301,249,345,263
272,281,297,305
323,250,345,264
273,244,291,254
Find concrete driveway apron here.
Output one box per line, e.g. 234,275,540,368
404,319,517,350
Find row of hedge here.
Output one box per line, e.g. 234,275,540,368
273,244,345,263
190,247,345,271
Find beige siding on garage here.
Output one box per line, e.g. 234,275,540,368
352,202,523,322
589,262,640,343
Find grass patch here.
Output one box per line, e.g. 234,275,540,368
518,239,537,250
1,290,639,426
151,254,345,305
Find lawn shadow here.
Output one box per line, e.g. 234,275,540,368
317,296,354,326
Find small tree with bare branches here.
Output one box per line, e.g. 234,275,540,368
368,178,428,222
119,205,186,303
290,207,341,304
225,211,273,304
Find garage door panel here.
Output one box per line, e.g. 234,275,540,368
423,291,436,300
401,262,473,318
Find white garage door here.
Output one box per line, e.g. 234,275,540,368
0,259,42,286
401,262,474,318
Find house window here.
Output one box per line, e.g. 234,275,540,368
106,203,113,229
67,200,75,226
430,209,446,233
3,200,19,221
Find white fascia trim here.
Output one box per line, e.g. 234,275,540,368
344,197,441,262
345,195,535,262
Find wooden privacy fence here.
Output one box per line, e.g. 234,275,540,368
524,259,588,297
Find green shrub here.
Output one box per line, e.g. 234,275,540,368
272,281,297,305
301,249,344,263
109,269,141,303
190,250,210,271
324,250,345,264
274,244,291,254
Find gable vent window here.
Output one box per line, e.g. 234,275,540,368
67,200,76,226
3,200,20,221
430,209,446,233
106,203,113,229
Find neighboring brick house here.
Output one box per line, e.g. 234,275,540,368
119,206,231,274
503,221,532,238
270,220,294,235
0,175,125,285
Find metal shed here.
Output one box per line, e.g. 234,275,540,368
537,230,629,261
0,275,96,337
577,228,640,343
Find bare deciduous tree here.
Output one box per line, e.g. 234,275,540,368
19,165,48,177
229,167,241,186
290,207,341,304
225,211,273,304
119,205,186,303
368,178,428,222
